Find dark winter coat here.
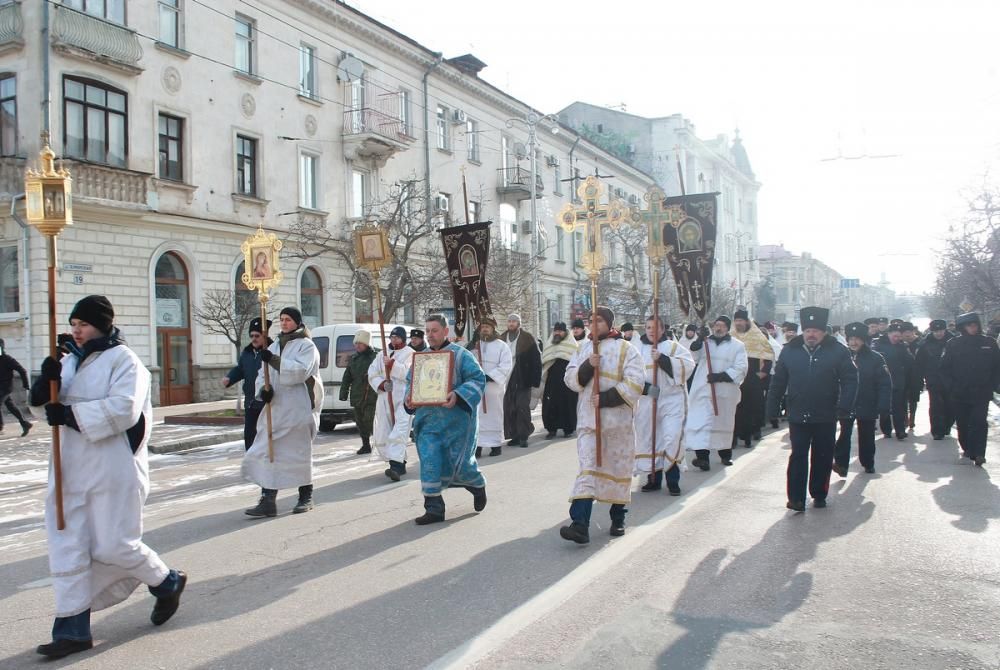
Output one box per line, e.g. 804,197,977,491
914,331,953,390
872,338,914,397
501,329,542,391
0,353,29,395
939,333,1000,404
766,334,858,424
340,346,378,408
226,342,270,406
850,346,892,419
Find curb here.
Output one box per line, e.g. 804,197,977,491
149,429,244,455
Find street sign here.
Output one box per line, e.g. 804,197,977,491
840,278,860,289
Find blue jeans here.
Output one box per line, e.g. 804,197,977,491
52,610,91,642
569,499,626,528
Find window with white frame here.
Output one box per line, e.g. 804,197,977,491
299,44,317,99
63,77,127,167
466,119,479,162
467,200,480,224
573,231,583,266
158,0,182,48
554,164,562,195
234,15,256,75
351,170,368,218
556,226,565,261
299,153,318,209
235,134,258,196
300,267,324,328
0,245,18,313
63,0,125,24
436,105,449,150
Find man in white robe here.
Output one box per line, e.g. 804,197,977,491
30,295,186,659
368,326,414,481
560,306,645,544
243,307,324,516
470,319,513,458
634,316,695,496
684,316,749,471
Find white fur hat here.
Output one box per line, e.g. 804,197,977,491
353,329,371,345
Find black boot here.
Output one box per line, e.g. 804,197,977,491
245,489,277,517
559,522,590,544
20,421,32,437
546,431,557,439
37,639,93,659
150,569,187,625
641,470,663,492
609,504,627,537
466,485,488,511
385,460,406,482
356,436,372,455
691,457,710,471
293,485,314,513
415,496,445,525
489,446,502,457
475,447,483,459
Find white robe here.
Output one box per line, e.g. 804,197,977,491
43,344,169,618
565,337,645,505
684,336,748,452
633,339,695,474
472,339,513,449
768,335,783,374
368,346,414,463
243,335,324,489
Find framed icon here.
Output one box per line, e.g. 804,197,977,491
353,225,392,271
458,244,479,278
241,227,283,294
407,350,454,407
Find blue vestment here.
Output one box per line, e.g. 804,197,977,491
407,342,486,497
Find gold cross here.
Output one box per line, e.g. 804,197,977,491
626,186,677,260
557,176,632,278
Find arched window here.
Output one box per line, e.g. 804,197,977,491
154,252,192,405
300,267,324,328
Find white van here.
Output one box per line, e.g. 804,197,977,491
311,322,413,431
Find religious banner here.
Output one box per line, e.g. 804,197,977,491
439,220,495,338
661,192,719,319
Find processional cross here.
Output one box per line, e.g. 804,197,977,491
557,176,633,466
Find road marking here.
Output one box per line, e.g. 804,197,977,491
425,436,774,670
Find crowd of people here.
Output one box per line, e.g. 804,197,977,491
14,292,1000,658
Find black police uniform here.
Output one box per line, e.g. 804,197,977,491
939,313,1000,464
834,323,891,473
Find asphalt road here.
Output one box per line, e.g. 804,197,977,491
0,408,997,669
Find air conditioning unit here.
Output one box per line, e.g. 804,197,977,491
546,155,560,167
434,194,449,212
452,109,467,124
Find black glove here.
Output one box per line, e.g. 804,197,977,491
706,372,732,383
260,387,274,404
45,403,79,430
260,349,273,362
57,333,74,354
699,326,711,339
40,356,62,383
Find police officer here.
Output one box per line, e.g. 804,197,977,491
834,323,890,475
872,323,913,440
938,312,1000,466
767,307,858,511
914,319,954,439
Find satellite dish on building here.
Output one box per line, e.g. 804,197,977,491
338,54,364,82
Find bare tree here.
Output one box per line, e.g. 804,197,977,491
929,178,1000,319
193,288,270,357
485,245,535,326
286,177,452,321
596,223,654,324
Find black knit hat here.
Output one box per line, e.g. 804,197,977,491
69,295,114,334
279,306,303,326
594,306,615,328
733,308,749,321
714,315,732,329
621,322,634,332
685,323,697,333
390,326,407,340
553,321,567,332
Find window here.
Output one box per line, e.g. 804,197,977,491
335,335,356,367
467,200,480,224
158,113,183,181
573,231,583,266
158,0,181,47
436,105,449,150
63,77,127,167
300,267,324,328
398,89,411,136
63,0,125,24
554,164,562,195
556,226,565,261
299,44,316,99
235,134,257,196
0,245,18,313
0,75,15,157
466,119,479,162
351,170,368,218
299,153,318,209
235,15,255,75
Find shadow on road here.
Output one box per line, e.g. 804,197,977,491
656,473,876,669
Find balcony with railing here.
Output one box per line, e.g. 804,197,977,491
0,156,150,208
496,166,543,201
51,4,143,74
342,86,413,167
0,1,23,54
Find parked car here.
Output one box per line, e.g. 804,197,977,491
311,322,412,431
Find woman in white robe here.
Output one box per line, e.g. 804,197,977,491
560,307,645,544
470,320,513,457
684,316,748,470
368,326,414,481
633,318,695,496
30,295,186,659
242,307,324,516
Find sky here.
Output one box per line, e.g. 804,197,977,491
348,0,1000,296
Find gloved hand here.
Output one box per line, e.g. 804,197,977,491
383,380,393,393
706,372,732,383
57,333,74,354
699,326,711,339
40,356,62,383
645,384,660,397
45,403,79,430
260,387,274,404
260,349,273,362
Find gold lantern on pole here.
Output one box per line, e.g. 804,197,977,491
24,134,73,531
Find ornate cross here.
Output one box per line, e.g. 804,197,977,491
557,176,632,279
627,185,676,260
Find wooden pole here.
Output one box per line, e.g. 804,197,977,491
372,269,395,425
590,276,602,468
260,296,274,462
650,265,659,476
45,236,65,530
703,321,720,416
